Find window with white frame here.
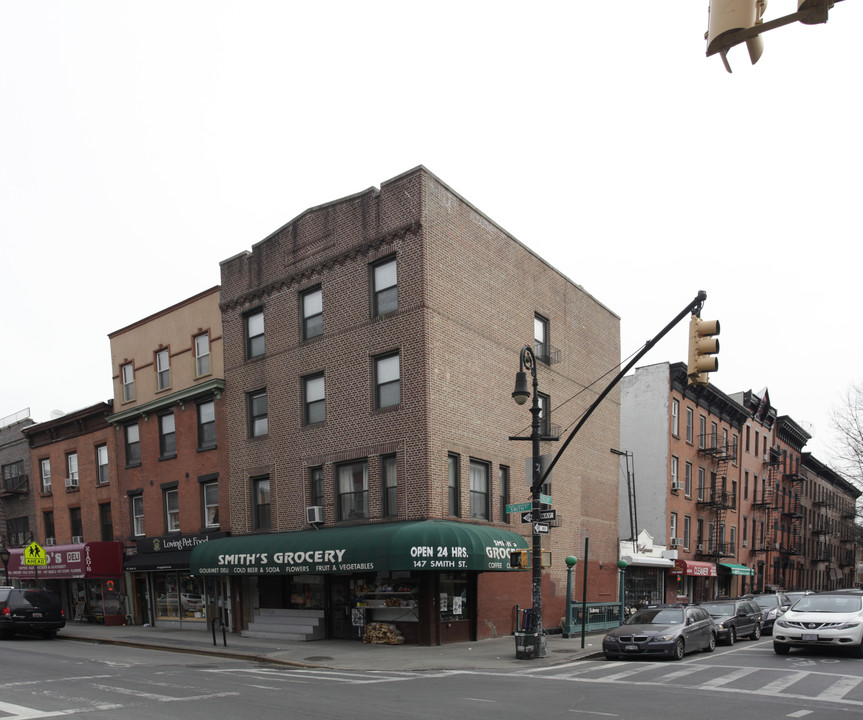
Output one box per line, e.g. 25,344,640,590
245,308,265,359
302,286,323,340
671,456,679,490
122,363,135,402
67,452,79,483
670,513,678,544
304,374,325,424
195,333,211,377
685,407,693,443
156,349,171,391
202,480,219,528
159,413,176,458
685,461,692,497
40,458,52,493
698,466,705,501
374,353,400,409
131,495,144,536
125,423,141,466
684,516,691,549
534,314,550,363
197,399,216,449
96,444,109,484
671,398,680,437
165,488,180,532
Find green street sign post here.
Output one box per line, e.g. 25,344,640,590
506,502,531,514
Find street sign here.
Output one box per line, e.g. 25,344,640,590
520,509,557,523
24,541,47,566
533,523,549,535
506,502,532,514
539,494,552,505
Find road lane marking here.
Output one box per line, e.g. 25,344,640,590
815,676,863,703
92,684,238,702
0,700,122,719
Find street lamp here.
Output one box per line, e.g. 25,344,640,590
0,544,10,585
512,344,546,658
563,556,578,637
617,559,628,625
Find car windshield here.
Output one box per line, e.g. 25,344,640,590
629,608,684,625
700,603,735,616
791,595,862,613
753,595,781,609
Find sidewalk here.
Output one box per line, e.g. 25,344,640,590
58,622,606,671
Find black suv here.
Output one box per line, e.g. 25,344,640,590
0,587,66,639
698,599,762,645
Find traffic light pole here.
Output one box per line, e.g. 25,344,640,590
531,290,710,496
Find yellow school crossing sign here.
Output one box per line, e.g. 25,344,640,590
24,541,47,566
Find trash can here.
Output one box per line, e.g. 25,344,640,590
514,632,547,659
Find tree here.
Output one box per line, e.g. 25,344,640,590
830,382,863,527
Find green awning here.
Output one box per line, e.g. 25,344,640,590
190,520,529,576
719,563,755,576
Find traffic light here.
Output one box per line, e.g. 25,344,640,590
687,314,720,386
707,0,767,72
510,550,529,568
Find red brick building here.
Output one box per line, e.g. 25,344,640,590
199,166,621,645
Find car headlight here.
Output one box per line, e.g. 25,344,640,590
767,608,779,619
834,622,861,630
651,634,676,642
776,620,789,628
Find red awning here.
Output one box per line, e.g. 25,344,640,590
671,559,717,577
7,542,123,579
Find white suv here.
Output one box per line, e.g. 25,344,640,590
773,590,863,657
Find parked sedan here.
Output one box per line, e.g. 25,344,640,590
603,605,717,660
698,599,762,645
0,586,66,639
773,590,863,657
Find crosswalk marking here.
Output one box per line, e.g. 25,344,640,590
815,675,863,702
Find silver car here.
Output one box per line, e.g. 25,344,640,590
603,605,717,661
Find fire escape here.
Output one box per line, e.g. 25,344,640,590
752,449,781,588
696,431,734,561
781,459,807,588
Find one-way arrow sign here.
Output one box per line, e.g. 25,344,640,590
520,509,557,523
533,522,550,535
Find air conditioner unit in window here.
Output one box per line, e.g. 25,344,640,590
65,477,78,488
45,537,55,546
697,543,704,552
671,481,682,491
742,539,748,548
306,506,324,525
670,538,680,547
71,535,83,544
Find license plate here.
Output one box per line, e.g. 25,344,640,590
801,633,818,641
32,612,42,619
625,644,638,651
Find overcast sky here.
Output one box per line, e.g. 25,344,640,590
2,1,860,467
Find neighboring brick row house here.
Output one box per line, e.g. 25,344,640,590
619,362,861,608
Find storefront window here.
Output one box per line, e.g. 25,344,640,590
439,572,468,622
288,575,325,610
153,571,205,622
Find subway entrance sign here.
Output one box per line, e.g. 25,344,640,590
24,541,47,566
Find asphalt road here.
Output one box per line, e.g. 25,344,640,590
1,635,862,719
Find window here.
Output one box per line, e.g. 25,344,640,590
302,287,323,340
670,456,678,490
684,461,692,497
7,517,29,546
684,516,691,550
99,503,113,541
43,511,55,542
248,389,268,437
698,415,706,448
744,470,749,500
732,435,738,464
156,348,171,391
159,413,176,458
374,353,401,409
125,423,141,466
201,479,219,528
165,488,180,532
711,422,718,449
40,458,52,493
731,480,738,509
538,392,551,437
499,466,510,523
534,314,550,363
131,495,144,536
685,407,693,443
337,461,368,521
70,507,83,540
696,519,704,548
66,452,79,483
469,459,490,520
195,333,211,377
382,455,398,517
372,257,398,317
245,308,265,359
309,467,323,508
698,466,705,501
448,454,460,517
1,461,25,493
729,526,737,554
670,512,678,542
121,363,135,402
671,398,680,437
253,476,271,530
197,399,216,449
96,444,109,484
304,374,325,424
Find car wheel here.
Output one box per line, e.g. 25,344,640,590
703,632,716,653
750,624,761,641
673,638,685,661
726,627,736,646
773,642,790,655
